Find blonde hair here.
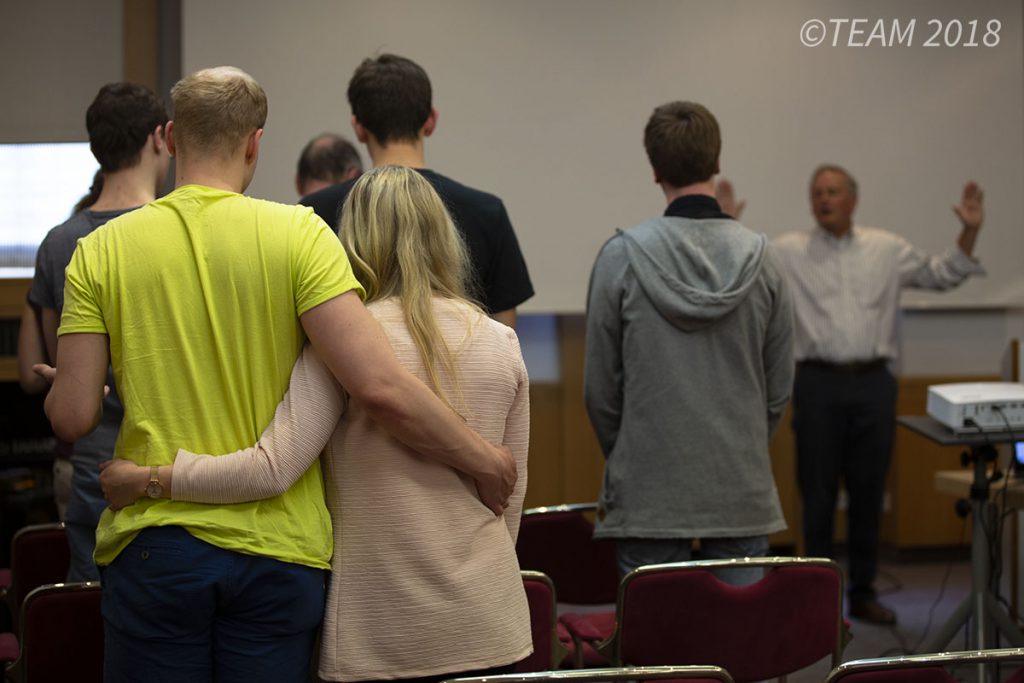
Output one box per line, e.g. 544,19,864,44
170,66,267,157
340,165,477,409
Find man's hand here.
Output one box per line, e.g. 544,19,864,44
303,292,517,513
34,363,110,397
473,443,517,516
715,178,746,220
953,181,984,231
99,460,150,510
953,181,984,256
32,363,56,385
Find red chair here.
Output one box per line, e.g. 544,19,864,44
1,581,103,683
824,647,1024,683
515,503,618,668
447,664,735,683
565,557,846,683
0,523,69,631
516,504,619,604
517,571,570,672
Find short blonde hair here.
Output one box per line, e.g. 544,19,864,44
340,165,477,409
170,66,267,157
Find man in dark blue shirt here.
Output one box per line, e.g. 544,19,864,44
302,54,533,327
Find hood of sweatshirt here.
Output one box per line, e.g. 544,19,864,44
618,217,767,331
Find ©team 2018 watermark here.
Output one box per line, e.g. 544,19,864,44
800,18,1002,48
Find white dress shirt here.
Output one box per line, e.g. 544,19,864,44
772,226,983,363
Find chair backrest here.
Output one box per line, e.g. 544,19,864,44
517,571,564,672
824,648,1024,683
608,557,845,683
515,503,619,604
6,523,69,629
447,664,735,683
5,582,103,683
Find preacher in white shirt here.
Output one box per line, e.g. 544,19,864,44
772,165,984,625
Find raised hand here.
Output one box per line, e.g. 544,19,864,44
715,178,747,220
953,181,984,232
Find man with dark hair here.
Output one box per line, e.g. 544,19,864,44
295,132,362,196
584,101,794,584
769,164,985,624
42,66,515,681
303,53,533,327
17,81,170,581
86,82,169,173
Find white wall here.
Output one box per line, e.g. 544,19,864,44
899,308,1024,376
181,0,1024,313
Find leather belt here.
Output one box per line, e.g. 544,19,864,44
797,358,888,375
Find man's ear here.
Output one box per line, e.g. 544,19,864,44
343,166,361,181
422,108,438,138
245,128,264,164
351,116,369,144
165,121,177,157
714,158,720,176
152,124,166,153
295,174,304,196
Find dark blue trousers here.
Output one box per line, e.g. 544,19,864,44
793,362,897,603
102,526,326,683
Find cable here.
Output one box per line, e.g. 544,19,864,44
876,567,905,596
963,417,1004,594
874,519,969,658
907,518,969,654
986,406,1020,615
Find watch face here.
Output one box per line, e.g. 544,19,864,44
145,481,163,499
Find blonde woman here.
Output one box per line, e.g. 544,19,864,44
101,165,532,682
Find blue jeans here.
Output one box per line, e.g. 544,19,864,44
616,536,770,586
102,526,326,683
65,458,108,582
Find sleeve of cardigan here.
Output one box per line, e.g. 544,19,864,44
499,327,530,545
171,345,345,503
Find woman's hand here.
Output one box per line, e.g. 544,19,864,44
99,459,150,510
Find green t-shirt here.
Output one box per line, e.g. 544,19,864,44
60,184,364,569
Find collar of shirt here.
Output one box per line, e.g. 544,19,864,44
664,194,731,220
813,224,857,248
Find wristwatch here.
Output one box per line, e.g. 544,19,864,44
145,466,164,499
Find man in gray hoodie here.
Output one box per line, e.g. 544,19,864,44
584,101,794,584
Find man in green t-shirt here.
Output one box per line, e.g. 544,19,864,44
43,66,515,683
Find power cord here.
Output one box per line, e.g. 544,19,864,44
986,406,1021,631
909,517,968,654
875,519,968,657
880,411,1020,658
961,417,1004,595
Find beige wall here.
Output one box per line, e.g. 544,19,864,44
0,0,123,142
181,0,1024,312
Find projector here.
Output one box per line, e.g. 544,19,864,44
927,382,1024,433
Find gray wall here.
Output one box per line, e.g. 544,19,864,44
1,0,1020,376
0,0,123,142
182,0,1024,313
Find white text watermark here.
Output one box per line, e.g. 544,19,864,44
800,18,1001,48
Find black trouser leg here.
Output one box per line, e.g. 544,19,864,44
793,364,846,559
843,367,897,602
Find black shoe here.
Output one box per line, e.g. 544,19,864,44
850,599,897,625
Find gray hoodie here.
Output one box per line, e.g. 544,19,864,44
584,213,793,539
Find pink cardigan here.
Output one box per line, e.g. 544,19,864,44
170,297,532,681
